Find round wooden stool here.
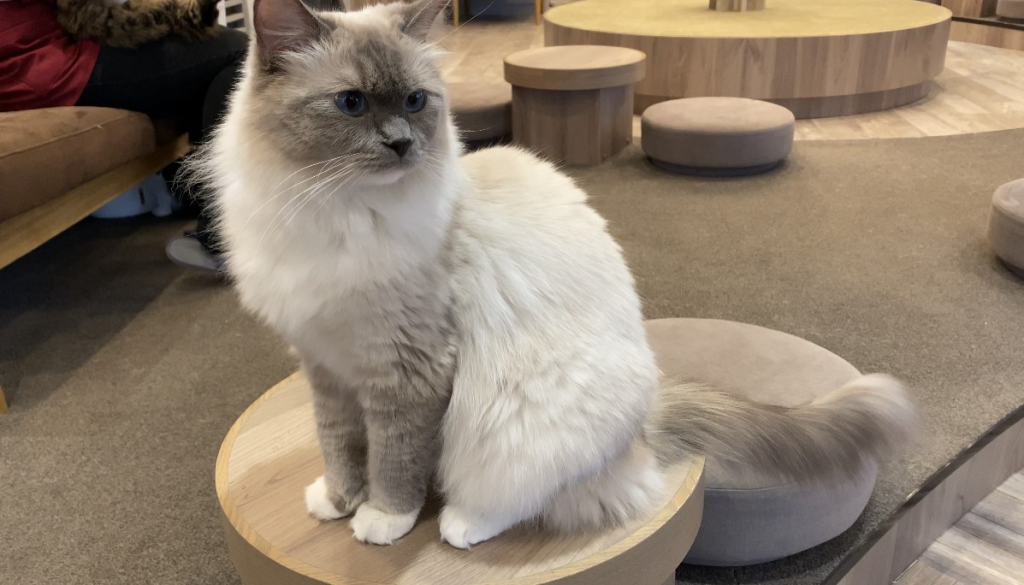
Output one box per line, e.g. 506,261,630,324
504,46,646,166
217,374,704,585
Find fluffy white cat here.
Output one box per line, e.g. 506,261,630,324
198,0,915,548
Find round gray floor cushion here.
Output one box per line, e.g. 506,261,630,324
989,178,1024,278
645,318,877,566
641,97,795,176
448,82,512,143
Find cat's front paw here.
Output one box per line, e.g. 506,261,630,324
350,503,419,545
305,476,366,521
439,506,505,549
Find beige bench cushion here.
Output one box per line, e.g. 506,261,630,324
0,107,156,223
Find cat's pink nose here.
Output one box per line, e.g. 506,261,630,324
384,138,412,158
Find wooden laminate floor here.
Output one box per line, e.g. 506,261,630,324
894,472,1024,585
435,18,1024,141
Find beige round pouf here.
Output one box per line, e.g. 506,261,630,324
997,0,1024,20
448,82,512,144
646,318,877,566
989,178,1024,278
641,97,795,176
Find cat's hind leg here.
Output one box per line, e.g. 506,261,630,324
438,442,663,547
438,427,566,549
543,442,665,533
439,484,553,549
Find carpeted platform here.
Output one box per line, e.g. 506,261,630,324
1,129,1023,585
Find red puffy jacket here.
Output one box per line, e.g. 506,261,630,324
0,0,100,111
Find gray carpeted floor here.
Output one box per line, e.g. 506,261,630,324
2,130,1023,585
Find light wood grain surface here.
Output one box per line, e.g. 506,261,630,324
950,20,1024,50
217,373,705,585
544,0,951,115
511,85,634,165
941,0,997,18
545,0,949,37
436,19,1024,140
894,472,1024,585
504,46,646,91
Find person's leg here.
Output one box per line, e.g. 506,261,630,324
78,29,248,267
77,28,249,142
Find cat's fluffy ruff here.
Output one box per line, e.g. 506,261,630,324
203,0,915,549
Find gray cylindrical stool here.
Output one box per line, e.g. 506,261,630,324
646,318,877,566
989,178,1024,278
997,0,1024,20
641,97,795,176
448,82,512,145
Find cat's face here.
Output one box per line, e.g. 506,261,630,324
248,0,449,184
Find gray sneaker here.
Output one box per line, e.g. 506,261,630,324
165,236,223,274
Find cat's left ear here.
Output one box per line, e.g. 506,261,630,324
397,0,446,41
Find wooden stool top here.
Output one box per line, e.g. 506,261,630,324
217,373,704,585
504,46,646,91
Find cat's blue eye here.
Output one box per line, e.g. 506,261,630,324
405,90,426,113
335,91,367,116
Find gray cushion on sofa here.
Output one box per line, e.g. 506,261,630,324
645,318,877,566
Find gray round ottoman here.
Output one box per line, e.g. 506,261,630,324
645,318,876,566
997,0,1024,20
641,97,795,176
448,82,512,144
989,178,1024,278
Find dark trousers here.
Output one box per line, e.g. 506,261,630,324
76,28,249,253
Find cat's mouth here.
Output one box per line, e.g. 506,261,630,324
375,151,420,169
361,156,418,185
336,149,422,187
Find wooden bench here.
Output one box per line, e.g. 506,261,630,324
0,107,191,413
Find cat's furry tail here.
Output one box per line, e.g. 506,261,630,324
645,374,916,480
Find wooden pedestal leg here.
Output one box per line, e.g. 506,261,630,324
709,0,766,11
511,84,634,166
535,0,543,24
0,382,8,414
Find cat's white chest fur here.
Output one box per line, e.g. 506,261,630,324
218,159,457,368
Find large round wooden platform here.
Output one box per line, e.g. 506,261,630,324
544,0,952,118
216,373,705,585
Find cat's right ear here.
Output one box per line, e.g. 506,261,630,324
398,0,446,41
253,0,334,70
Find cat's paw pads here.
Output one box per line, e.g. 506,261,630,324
305,476,364,521
439,506,503,549
350,503,418,545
